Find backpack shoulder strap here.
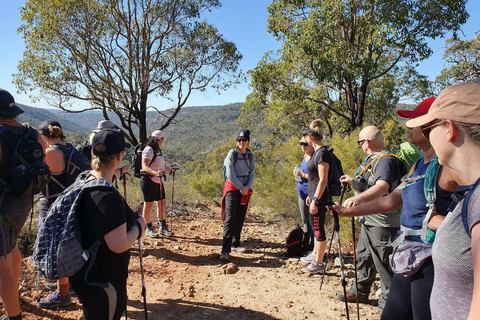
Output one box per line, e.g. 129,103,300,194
357,152,397,178
459,177,480,238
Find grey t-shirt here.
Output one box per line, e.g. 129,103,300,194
359,154,402,227
430,186,480,320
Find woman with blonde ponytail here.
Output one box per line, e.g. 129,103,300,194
300,119,333,274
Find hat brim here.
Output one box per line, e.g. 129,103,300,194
405,113,436,128
93,128,120,133
0,105,24,117
397,110,422,119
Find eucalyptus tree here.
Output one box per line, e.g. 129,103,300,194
244,0,468,134
15,0,243,144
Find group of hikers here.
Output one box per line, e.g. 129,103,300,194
294,83,480,320
0,82,479,320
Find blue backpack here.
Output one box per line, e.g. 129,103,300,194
33,172,116,280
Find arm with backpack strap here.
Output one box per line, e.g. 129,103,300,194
224,149,246,190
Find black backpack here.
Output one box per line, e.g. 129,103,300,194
285,225,306,257
132,144,158,178
0,125,51,197
316,147,344,197
50,143,90,186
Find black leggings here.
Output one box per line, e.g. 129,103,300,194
381,257,434,320
309,206,326,241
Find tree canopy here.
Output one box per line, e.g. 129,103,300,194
15,0,243,144
243,0,468,135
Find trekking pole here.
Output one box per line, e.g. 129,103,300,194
122,172,127,201
170,170,176,233
138,238,148,320
332,207,350,320
320,183,348,290
159,179,164,241
351,216,360,320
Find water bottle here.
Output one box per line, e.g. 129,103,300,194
294,164,301,182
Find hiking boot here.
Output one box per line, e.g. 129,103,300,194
232,246,246,253
220,252,229,262
145,228,160,238
300,251,316,264
38,290,71,309
159,223,173,237
336,291,369,304
301,262,325,274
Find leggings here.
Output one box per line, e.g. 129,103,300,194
309,206,326,241
381,257,434,320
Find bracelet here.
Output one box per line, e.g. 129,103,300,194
135,220,143,239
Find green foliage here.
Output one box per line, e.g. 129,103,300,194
383,119,408,153
244,0,468,136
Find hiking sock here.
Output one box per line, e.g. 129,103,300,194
147,222,153,229
59,283,70,297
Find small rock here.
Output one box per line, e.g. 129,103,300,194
223,263,239,274
208,253,220,260
334,257,341,266
347,271,355,278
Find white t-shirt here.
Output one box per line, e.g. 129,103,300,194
142,146,165,184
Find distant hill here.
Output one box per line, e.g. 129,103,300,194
17,102,262,163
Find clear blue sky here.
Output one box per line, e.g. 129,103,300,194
0,1,478,110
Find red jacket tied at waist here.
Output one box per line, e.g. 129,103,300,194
221,180,253,222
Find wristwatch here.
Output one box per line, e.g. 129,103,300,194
312,196,319,206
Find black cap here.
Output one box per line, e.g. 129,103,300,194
0,89,24,117
92,129,131,156
237,129,251,141
39,120,62,136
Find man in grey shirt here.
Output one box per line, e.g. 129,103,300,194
336,126,403,314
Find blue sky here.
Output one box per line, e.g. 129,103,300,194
0,1,478,110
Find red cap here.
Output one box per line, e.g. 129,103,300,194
397,97,436,119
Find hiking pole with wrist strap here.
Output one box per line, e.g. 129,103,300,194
138,238,148,319
320,183,348,291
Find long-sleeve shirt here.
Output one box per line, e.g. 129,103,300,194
224,148,255,190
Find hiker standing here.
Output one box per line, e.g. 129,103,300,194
334,126,404,314
295,135,315,254
37,120,80,309
405,83,480,320
141,130,175,238
0,89,46,320
330,97,462,320
220,129,255,261
300,119,332,274
69,129,145,320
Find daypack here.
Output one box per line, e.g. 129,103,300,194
285,224,306,257
50,143,90,188
132,144,158,178
397,142,422,173
315,147,344,197
76,140,92,163
33,172,116,280
0,125,50,198
223,148,253,182
391,156,441,247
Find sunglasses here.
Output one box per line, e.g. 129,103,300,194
421,119,446,140
357,139,370,146
237,138,247,142
300,142,309,146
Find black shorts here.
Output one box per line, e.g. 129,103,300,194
139,175,165,202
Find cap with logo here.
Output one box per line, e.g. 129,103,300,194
92,129,131,156
0,89,24,117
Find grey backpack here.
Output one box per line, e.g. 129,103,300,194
33,172,116,280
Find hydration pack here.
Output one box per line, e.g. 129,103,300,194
50,143,90,188
132,144,158,178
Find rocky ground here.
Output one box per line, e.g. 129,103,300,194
5,203,381,320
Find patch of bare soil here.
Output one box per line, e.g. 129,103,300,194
6,204,381,320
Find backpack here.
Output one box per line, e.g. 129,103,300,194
132,144,158,178
397,142,422,173
0,125,51,198
33,172,116,280
315,147,344,197
50,143,90,187
285,224,306,257
223,148,253,182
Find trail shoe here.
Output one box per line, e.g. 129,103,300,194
44,282,76,296
38,290,71,309
300,251,316,264
145,228,160,238
220,252,229,262
336,291,370,304
160,222,173,237
301,261,325,274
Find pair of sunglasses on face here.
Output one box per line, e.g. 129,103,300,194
237,138,247,142
420,119,446,140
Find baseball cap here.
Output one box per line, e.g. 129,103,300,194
299,136,308,144
92,120,119,132
151,130,164,140
0,89,24,117
237,129,250,141
92,129,131,156
39,120,62,136
406,82,480,128
397,97,436,119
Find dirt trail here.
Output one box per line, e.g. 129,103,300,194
9,204,380,320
